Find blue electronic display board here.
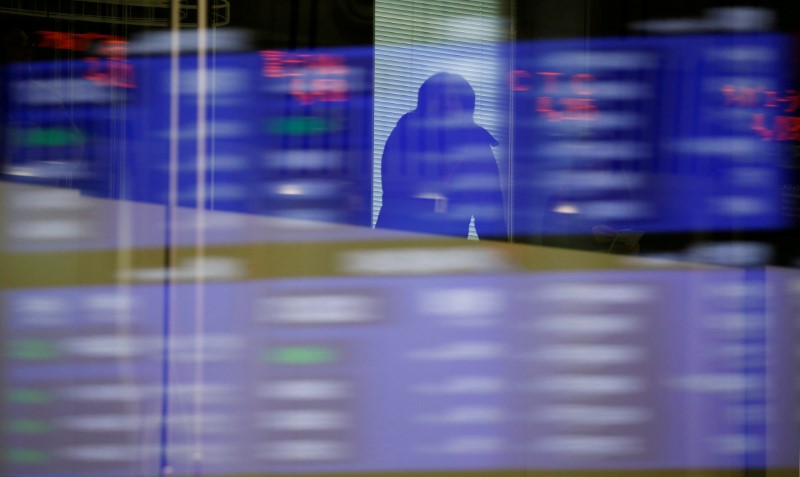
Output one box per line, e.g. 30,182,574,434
2,267,797,476
123,52,262,213
3,35,791,238
122,48,373,226
0,58,128,191
1,46,374,227
256,48,373,226
513,34,791,236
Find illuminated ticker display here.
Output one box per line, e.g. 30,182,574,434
36,30,136,89
36,30,126,53
512,70,600,121
1,42,373,225
257,48,373,225
1,35,793,235
2,264,798,476
721,85,800,141
260,50,351,105
512,34,792,237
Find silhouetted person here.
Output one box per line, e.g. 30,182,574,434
376,72,507,240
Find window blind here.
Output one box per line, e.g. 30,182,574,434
373,0,507,234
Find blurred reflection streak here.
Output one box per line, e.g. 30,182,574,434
531,344,644,366
61,443,235,463
60,413,234,432
416,406,505,424
256,410,352,431
669,374,763,394
256,380,352,400
418,288,503,316
59,334,242,361
534,436,645,456
257,294,378,325
532,375,646,394
413,377,506,395
534,283,654,302
530,314,641,335
60,383,232,403
117,257,243,282
256,440,350,462
340,246,510,275
532,405,652,426
10,219,87,240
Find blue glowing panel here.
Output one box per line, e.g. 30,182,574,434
123,52,262,212
121,48,373,226
513,34,791,235
257,48,374,226
3,269,796,476
0,59,130,189
1,47,373,227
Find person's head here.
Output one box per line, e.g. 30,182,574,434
416,72,476,122
2,28,33,63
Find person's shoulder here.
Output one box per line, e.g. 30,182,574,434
394,111,418,128
470,125,499,147
388,112,421,140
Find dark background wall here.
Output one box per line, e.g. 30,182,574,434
516,0,800,39
0,0,374,60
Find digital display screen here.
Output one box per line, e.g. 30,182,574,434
2,35,794,238
2,253,798,476
513,34,792,236
2,46,374,227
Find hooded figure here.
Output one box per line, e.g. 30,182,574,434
376,72,508,240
